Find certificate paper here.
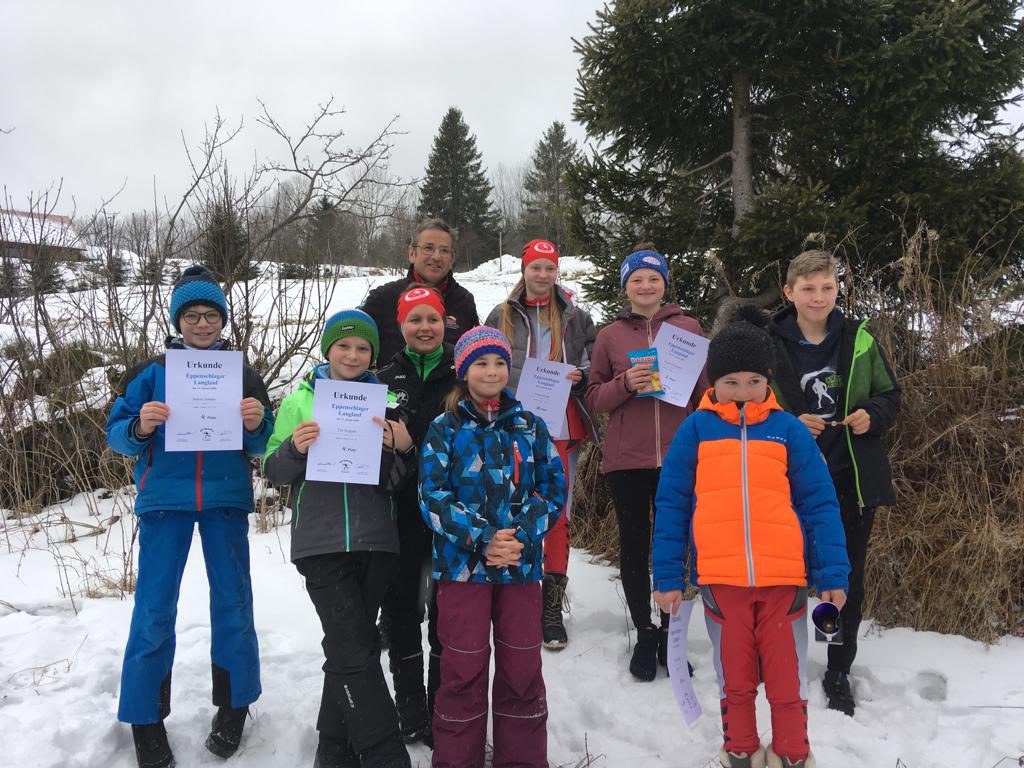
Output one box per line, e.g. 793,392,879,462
164,349,243,452
306,379,387,485
515,358,575,439
652,324,710,408
668,601,704,726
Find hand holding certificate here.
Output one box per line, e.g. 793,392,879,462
164,349,243,451
651,324,710,408
306,379,388,484
668,602,704,726
515,358,576,439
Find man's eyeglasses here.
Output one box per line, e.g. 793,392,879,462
413,243,453,257
181,310,223,326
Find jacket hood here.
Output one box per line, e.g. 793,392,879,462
697,387,782,426
614,302,685,324
769,304,845,349
302,363,379,392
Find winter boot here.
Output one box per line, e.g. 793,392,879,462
390,653,431,746
719,745,766,768
629,625,660,681
205,705,249,758
132,722,175,768
312,734,360,768
766,747,816,768
542,573,570,650
823,669,855,716
359,732,412,768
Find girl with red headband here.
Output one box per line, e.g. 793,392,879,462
375,285,457,749
483,239,598,650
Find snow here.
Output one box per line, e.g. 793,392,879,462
1,491,1023,768
0,210,83,250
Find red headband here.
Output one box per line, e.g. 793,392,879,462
397,285,446,324
522,239,559,269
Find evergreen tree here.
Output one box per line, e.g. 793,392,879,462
523,121,579,252
418,107,501,268
201,190,257,284
570,0,1024,318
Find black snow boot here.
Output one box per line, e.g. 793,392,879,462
360,733,412,768
132,722,175,768
205,705,249,758
629,625,660,681
542,573,570,650
823,670,855,716
312,734,360,768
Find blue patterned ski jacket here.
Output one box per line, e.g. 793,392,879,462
418,392,566,584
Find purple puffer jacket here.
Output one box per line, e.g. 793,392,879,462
586,304,708,473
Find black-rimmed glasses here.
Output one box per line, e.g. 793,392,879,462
181,310,223,326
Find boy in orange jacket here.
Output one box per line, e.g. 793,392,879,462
652,304,850,768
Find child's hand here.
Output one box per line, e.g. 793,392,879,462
624,363,653,393
798,413,826,436
819,589,847,611
137,402,170,437
291,421,320,454
653,589,683,616
485,528,523,567
566,368,583,384
240,398,265,432
842,408,871,435
373,417,413,453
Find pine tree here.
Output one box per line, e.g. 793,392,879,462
201,191,257,284
418,107,501,268
570,0,1024,317
523,121,579,252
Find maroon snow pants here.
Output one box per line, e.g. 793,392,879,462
432,580,547,768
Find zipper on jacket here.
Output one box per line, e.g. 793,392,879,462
139,445,154,490
513,440,522,484
843,319,870,509
195,452,204,512
740,407,756,586
343,482,351,552
293,481,306,528
646,318,663,466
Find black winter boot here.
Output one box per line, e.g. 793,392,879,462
629,625,659,681
542,573,570,650
360,733,412,768
205,705,249,758
312,734,360,768
132,722,175,768
823,670,855,716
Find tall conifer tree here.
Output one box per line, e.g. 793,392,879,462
419,107,500,267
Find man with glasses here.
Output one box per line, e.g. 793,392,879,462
362,218,480,364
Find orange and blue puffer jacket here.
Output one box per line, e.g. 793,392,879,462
652,389,849,594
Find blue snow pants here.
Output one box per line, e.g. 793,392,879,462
117,508,261,724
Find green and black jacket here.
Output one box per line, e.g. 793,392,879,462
263,364,411,562
770,307,901,508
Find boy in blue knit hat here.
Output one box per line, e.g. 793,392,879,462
107,265,274,768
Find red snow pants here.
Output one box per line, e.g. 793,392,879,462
702,584,810,763
432,580,547,768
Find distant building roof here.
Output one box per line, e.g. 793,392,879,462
0,209,83,250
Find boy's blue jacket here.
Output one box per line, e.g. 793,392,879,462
106,338,274,514
652,390,849,594
419,391,566,584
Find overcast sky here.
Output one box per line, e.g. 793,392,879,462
1,0,607,216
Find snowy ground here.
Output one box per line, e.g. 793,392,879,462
1,491,1023,768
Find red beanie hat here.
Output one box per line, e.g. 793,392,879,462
522,239,559,269
397,285,446,325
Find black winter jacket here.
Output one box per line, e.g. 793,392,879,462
361,268,480,365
